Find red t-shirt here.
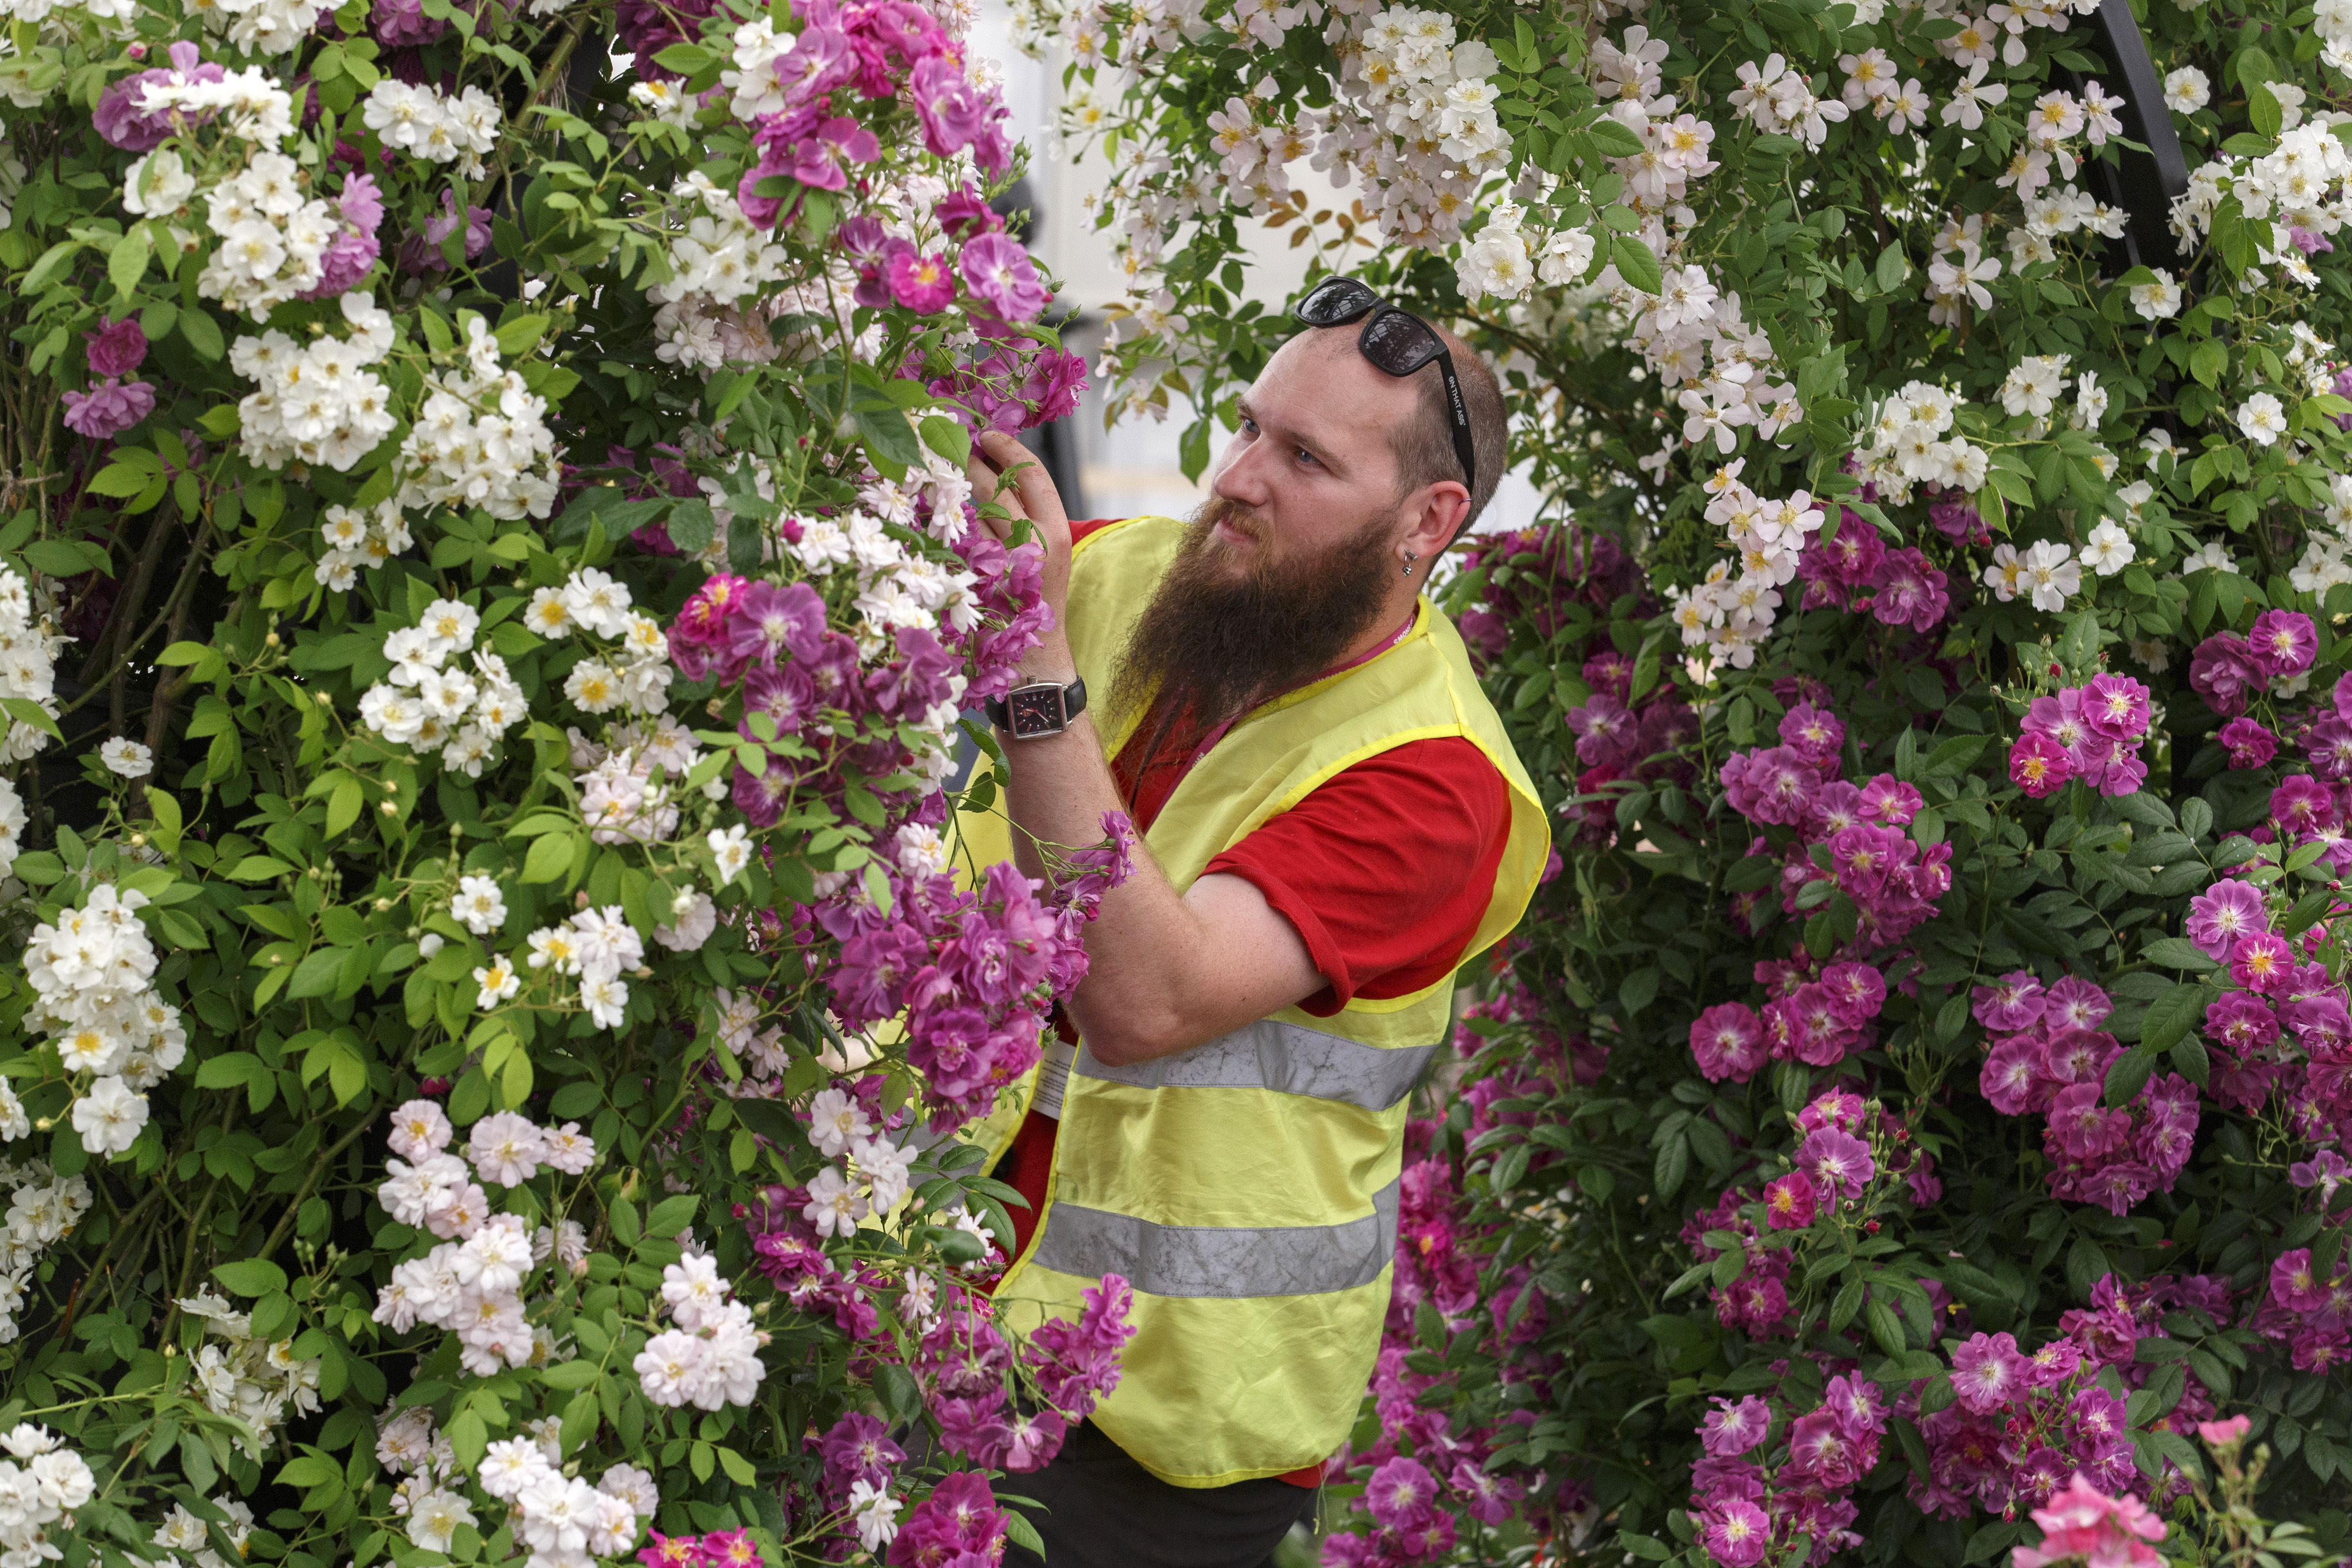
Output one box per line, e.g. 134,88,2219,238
994,520,1512,1479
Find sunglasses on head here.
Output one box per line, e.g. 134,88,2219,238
1292,277,1478,498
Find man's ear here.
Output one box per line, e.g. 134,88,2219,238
1405,483,1471,559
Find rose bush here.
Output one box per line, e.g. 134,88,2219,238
1025,0,2352,1559
0,0,1138,1561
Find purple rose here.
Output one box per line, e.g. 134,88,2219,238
2189,631,2263,716
302,228,382,299
1019,347,1088,427
371,0,446,46
2219,717,2278,770
884,249,956,313
397,190,491,275
2246,609,2318,678
93,42,223,151
958,232,1050,322
910,55,985,157
2079,673,2150,741
1972,969,2046,1031
83,316,148,379
1866,546,1949,633
936,184,1002,242
1797,1127,1875,1195
61,378,156,440
339,172,386,233
2186,877,2267,958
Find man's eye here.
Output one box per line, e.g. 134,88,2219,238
1240,417,1259,436
1295,447,1317,466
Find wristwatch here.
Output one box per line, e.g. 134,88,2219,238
986,677,1088,740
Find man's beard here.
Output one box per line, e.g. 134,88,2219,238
1109,496,1398,768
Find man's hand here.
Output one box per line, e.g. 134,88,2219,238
968,431,1073,661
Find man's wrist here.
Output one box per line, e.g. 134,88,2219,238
1016,634,1078,685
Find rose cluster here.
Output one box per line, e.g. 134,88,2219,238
1684,1092,1932,1339
634,1255,770,1412
751,1171,1134,1559
355,593,533,773
0,1425,96,1566
1312,980,1590,1566
1718,701,1953,949
1689,1372,1885,1567
1791,504,1953,636
1562,648,1699,825
232,289,401,483
637,1529,764,1568
2187,609,2321,718
806,812,1130,1132
0,1159,93,1345
2261,1242,2352,1373
1972,969,2199,1214
1910,1272,2233,1518
0,567,63,768
176,1285,326,1457
2005,673,2154,799
377,1404,657,1566
22,882,185,1158
1688,953,1888,1082
372,1100,597,1375
2187,876,2352,1159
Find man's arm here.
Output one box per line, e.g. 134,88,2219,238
967,432,1325,1068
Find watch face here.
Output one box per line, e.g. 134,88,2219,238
1008,685,1067,738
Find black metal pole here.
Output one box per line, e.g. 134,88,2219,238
2084,0,2193,272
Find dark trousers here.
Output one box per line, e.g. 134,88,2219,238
1001,1422,1318,1568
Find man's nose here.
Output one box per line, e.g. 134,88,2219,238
1211,436,1274,510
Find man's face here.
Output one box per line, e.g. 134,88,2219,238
1200,328,1421,574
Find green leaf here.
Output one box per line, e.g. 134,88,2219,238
665,499,715,554
2139,937,2218,972
1004,1511,1048,1559
0,698,61,741
2140,982,2206,1055
1586,117,1646,157
645,1195,697,1237
918,414,971,469
326,774,363,838
522,831,573,884
2056,609,2103,670
194,1053,265,1089
109,225,154,303
2170,1032,2210,1088
2103,1044,2157,1108
1611,232,1663,297
539,1360,600,1390
854,403,925,476
288,947,346,999
213,1259,288,1297
179,309,225,362
1653,1130,1689,1200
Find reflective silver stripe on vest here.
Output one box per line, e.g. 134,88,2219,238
1074,1019,1439,1112
1031,1178,1400,1299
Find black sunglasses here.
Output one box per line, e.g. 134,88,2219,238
1292,277,1478,498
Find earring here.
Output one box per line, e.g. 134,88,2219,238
1402,552,1418,577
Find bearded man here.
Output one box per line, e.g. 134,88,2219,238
958,281,1548,1568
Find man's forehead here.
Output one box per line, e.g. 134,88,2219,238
1247,332,1404,448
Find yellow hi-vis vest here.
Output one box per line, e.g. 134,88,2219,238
954,514,1549,1488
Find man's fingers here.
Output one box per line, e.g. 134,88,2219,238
977,430,1064,524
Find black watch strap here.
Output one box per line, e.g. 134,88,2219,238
985,676,1088,737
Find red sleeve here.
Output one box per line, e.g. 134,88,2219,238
1068,519,1121,544
1203,737,1513,1018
